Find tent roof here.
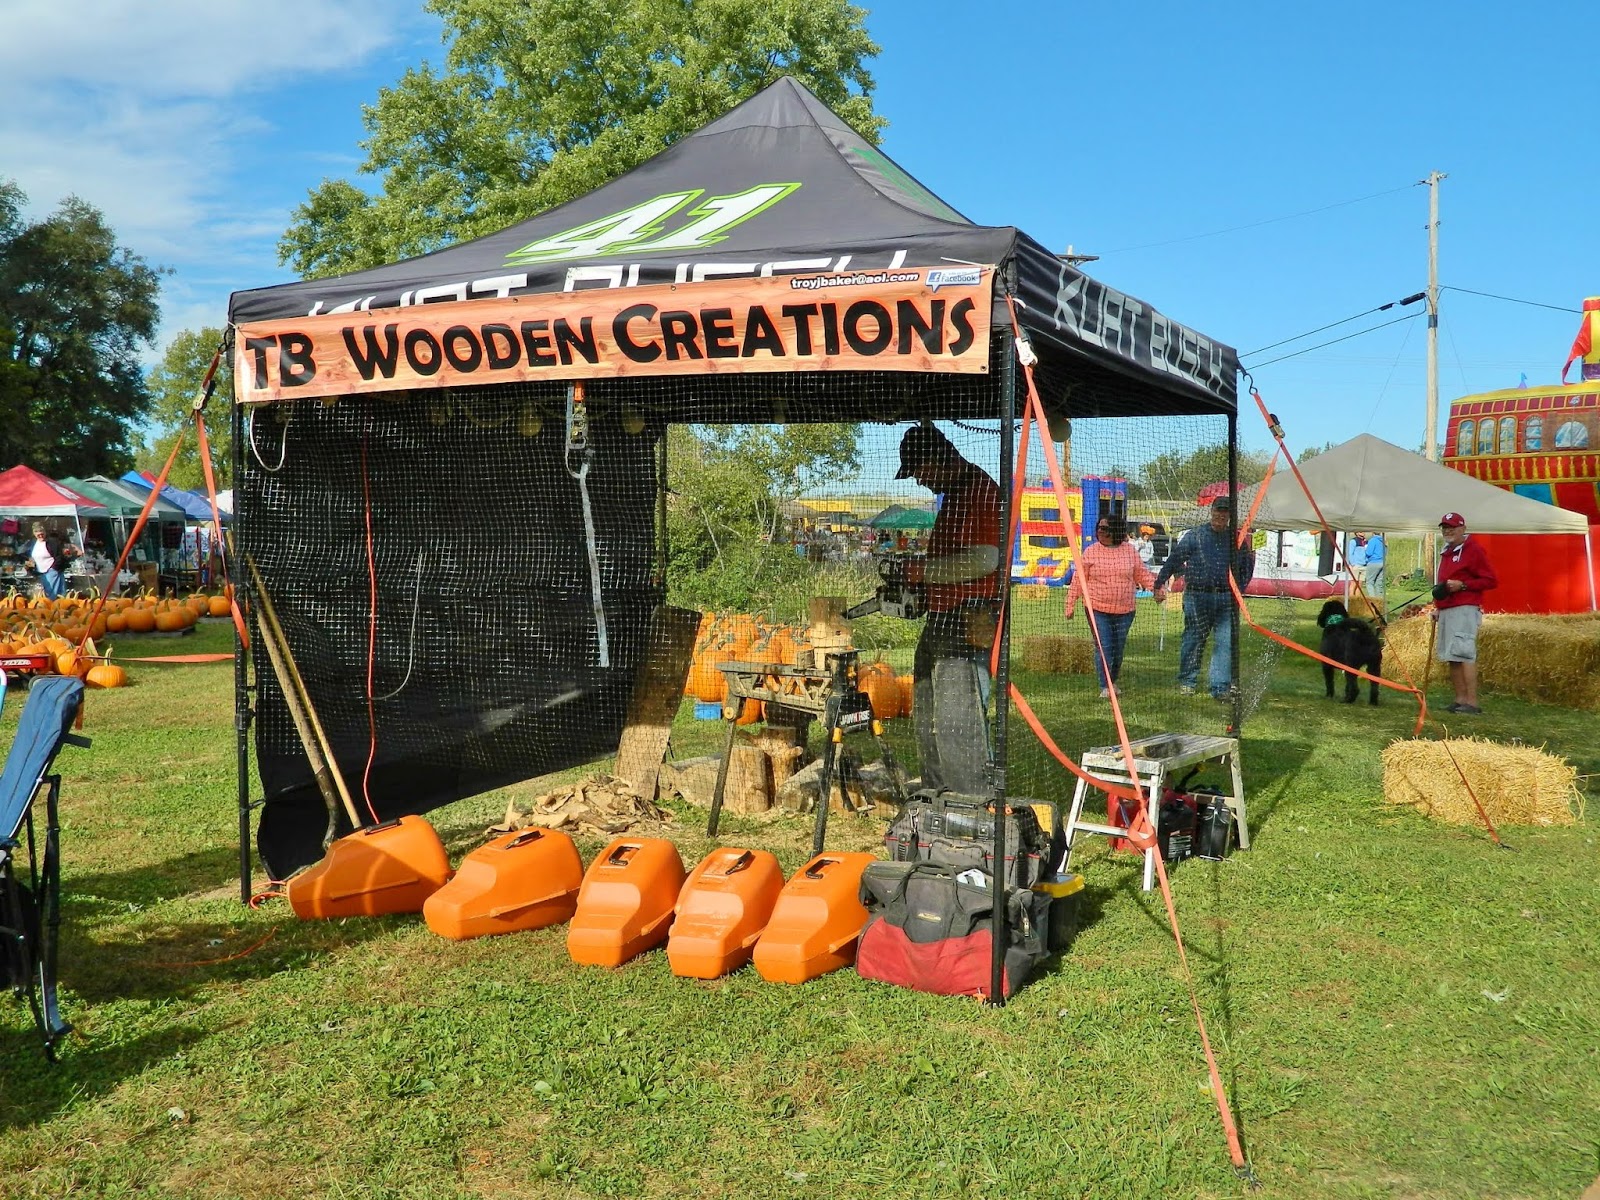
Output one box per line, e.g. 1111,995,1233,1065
65,475,189,521
0,465,108,517
1240,434,1589,535
229,77,1236,419
118,473,220,522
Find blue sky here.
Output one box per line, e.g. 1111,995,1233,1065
4,0,1591,461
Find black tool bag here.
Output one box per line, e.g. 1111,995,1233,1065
854,861,1051,1000
884,790,1052,890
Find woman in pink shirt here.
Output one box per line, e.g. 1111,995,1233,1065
1063,516,1156,697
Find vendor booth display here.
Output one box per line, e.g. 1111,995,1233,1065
0,467,107,594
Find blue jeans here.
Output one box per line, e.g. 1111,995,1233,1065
1090,609,1136,689
39,568,65,600
1179,590,1234,695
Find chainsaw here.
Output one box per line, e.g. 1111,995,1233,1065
844,553,926,620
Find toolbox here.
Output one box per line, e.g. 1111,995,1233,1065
752,851,876,984
567,837,686,967
666,847,784,979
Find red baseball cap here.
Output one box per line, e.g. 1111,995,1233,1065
1438,512,1465,528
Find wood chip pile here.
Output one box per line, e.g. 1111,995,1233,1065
1384,611,1600,710
1381,737,1580,827
497,774,672,837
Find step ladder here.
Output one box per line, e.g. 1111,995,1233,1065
1062,733,1249,891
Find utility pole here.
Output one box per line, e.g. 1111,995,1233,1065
1422,171,1446,461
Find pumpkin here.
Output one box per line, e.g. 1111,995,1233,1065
690,644,731,703
154,609,187,633
766,628,797,667
55,650,90,679
86,663,127,688
861,670,900,721
106,612,128,633
124,608,156,633
733,697,762,726
207,595,231,617
896,674,915,718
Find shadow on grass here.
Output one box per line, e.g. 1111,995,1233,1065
0,1022,202,1132
66,844,243,908
58,908,401,1005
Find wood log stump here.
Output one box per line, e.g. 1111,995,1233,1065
724,741,772,815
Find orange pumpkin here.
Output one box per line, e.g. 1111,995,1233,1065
207,595,231,617
861,671,900,721
732,697,762,726
124,608,156,633
106,612,128,633
896,674,915,718
154,610,187,633
86,663,127,688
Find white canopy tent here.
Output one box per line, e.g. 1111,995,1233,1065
1240,434,1589,535
1239,433,1594,610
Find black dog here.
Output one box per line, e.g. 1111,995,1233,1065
1316,599,1383,705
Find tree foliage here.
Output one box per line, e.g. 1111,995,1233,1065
280,0,883,278
0,180,164,475
136,327,235,490
666,422,859,612
1133,442,1272,503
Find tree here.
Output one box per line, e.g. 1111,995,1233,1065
667,422,860,612
280,0,883,278
1297,441,1335,464
136,327,235,490
0,180,165,476
1136,442,1272,504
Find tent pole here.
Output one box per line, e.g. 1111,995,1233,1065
1587,528,1598,613
233,388,255,904
988,302,1017,1008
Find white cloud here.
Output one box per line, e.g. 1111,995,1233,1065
0,0,439,356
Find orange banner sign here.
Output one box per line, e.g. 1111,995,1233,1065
234,267,994,403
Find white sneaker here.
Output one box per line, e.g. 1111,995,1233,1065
1099,688,1110,699
1177,684,1197,695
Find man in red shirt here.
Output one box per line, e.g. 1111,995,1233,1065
895,424,1003,790
1433,511,1497,714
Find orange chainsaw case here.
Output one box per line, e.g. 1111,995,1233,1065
666,848,785,980
751,851,876,984
422,827,583,940
287,815,452,920
567,837,686,967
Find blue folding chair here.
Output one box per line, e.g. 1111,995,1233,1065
1,675,89,1059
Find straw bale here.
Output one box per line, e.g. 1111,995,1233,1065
1020,635,1063,672
1018,583,1054,603
1382,611,1600,709
1381,737,1579,827
1019,634,1095,674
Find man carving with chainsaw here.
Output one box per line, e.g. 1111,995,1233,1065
894,423,1003,791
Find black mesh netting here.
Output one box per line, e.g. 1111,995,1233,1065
239,334,1285,877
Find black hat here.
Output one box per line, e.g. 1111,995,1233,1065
894,424,956,479
1210,495,1232,512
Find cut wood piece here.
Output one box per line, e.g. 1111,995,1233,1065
614,605,702,801
768,745,805,788
724,743,772,815
658,755,722,810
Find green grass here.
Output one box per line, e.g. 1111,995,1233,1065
1,612,1597,1200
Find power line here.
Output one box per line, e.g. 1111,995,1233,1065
1242,292,1426,358
1097,184,1414,256
1242,311,1422,370
1441,285,1580,315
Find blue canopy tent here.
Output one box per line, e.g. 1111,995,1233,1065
117,474,228,589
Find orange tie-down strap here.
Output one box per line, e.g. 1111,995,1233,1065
121,654,235,664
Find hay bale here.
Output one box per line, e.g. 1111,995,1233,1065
1018,583,1053,602
1020,635,1064,672
1058,635,1094,674
1381,611,1432,684
1381,737,1579,827
1382,611,1600,709
1019,634,1095,674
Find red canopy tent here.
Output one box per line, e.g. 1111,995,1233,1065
0,465,107,518
0,466,108,580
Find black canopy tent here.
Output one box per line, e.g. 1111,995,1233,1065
228,77,1239,893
